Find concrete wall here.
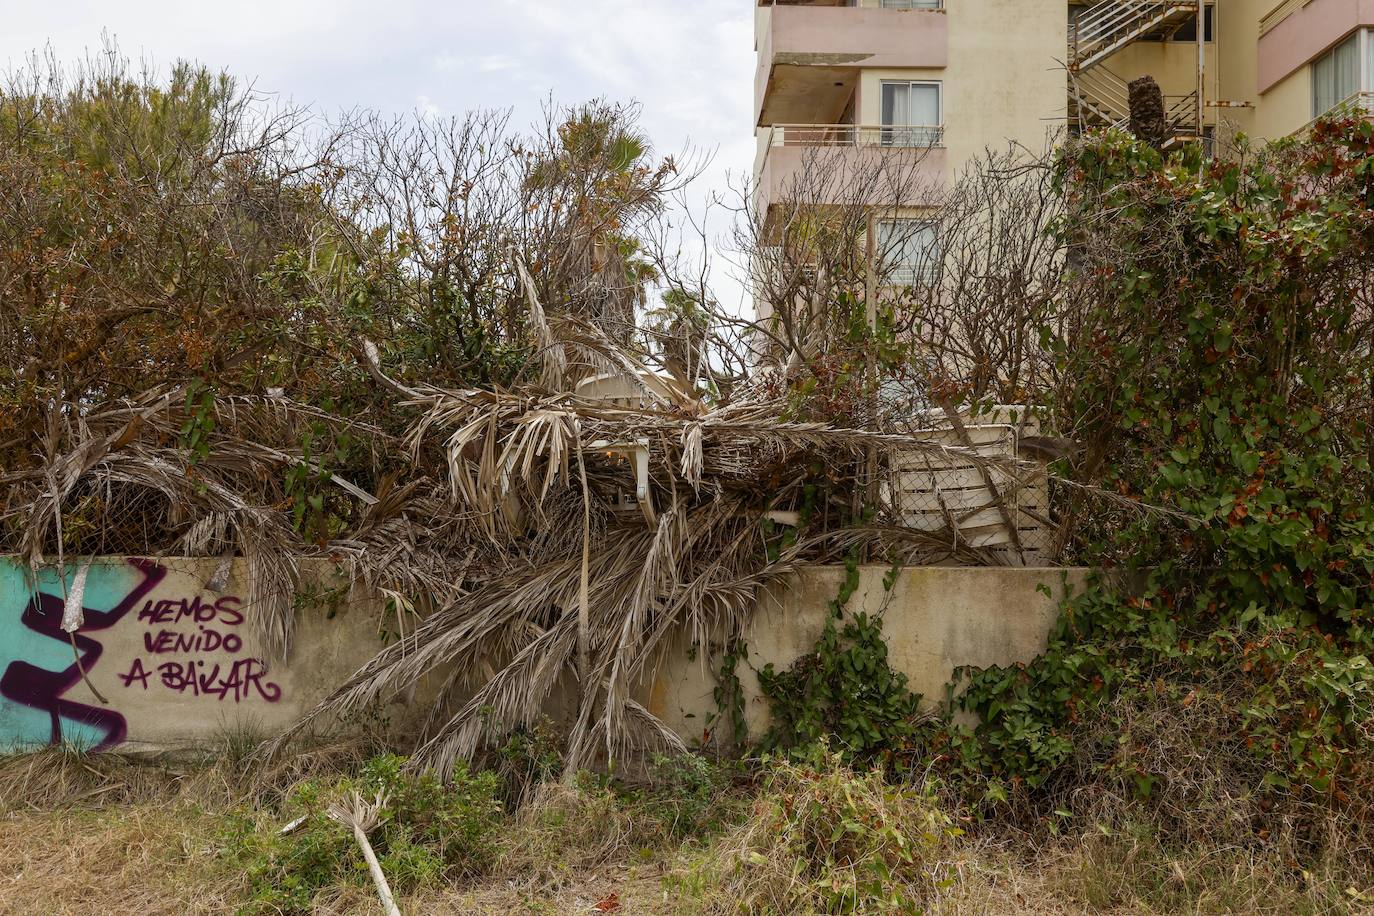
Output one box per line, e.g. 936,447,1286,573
1,558,1087,753
0,557,389,752
1096,40,1219,128
1216,0,1265,141
645,565,1089,743
943,0,1067,161
1255,63,1314,137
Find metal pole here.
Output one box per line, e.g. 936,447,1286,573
1197,0,1206,138
865,212,877,338
864,212,878,527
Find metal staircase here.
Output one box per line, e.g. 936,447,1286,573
1070,0,1197,71
1068,0,1203,141
1069,64,1131,129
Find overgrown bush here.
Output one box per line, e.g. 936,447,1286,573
643,752,740,840
487,716,566,807
944,120,1374,842
673,746,961,914
231,753,503,913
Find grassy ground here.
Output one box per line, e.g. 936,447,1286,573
0,744,1368,915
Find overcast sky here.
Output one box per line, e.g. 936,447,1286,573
2,0,758,308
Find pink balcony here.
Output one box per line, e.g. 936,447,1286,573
1259,0,1374,92
756,4,948,126
754,124,949,227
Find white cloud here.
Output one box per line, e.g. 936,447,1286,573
474,54,518,74
415,94,442,118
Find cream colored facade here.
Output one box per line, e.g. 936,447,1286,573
753,0,1067,219
754,0,1374,225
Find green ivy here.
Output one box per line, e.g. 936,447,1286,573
710,638,750,748
946,121,1374,807
758,555,927,771
178,377,216,465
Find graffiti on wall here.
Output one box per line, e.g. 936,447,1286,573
0,559,283,751
116,590,281,703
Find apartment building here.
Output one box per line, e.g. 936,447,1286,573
753,0,1374,281
753,0,1065,225
1070,0,1374,145
752,0,1065,296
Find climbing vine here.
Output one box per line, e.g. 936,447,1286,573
945,121,1374,809
757,555,928,771
709,638,750,749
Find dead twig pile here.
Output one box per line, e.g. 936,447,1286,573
1,49,1148,773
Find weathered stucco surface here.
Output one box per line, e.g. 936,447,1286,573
2,558,1085,752
645,566,1089,743
0,557,389,752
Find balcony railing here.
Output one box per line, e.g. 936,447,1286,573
766,123,946,149
1295,91,1374,136
1258,0,1307,37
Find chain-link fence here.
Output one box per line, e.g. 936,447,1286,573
0,479,188,558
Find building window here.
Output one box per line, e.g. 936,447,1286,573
877,0,942,9
879,81,941,147
876,219,939,285
1312,32,1360,118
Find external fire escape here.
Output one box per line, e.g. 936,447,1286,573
1068,0,1206,145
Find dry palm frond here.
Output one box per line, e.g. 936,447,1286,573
2,196,1185,775
513,247,569,391
327,790,402,916
7,322,1119,771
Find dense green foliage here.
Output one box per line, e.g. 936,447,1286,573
948,121,1374,815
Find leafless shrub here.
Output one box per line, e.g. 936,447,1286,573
901,143,1070,406
730,139,943,371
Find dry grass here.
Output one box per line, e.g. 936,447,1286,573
0,808,1363,916
667,753,963,914
0,740,393,915
950,825,1374,915
0,801,239,915
0,745,182,811
495,780,665,890
405,872,668,914
0,735,385,814
1020,686,1374,915
1,746,1372,915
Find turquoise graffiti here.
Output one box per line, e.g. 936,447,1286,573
0,558,165,750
